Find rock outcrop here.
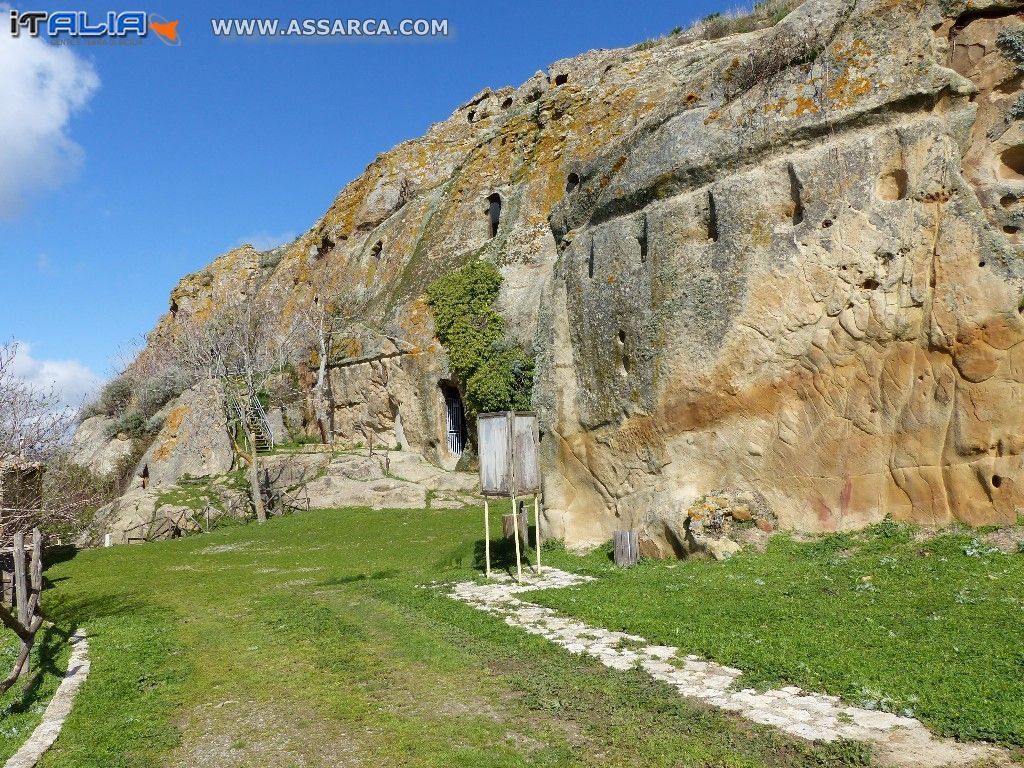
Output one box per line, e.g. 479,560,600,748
137,381,234,488
84,0,1024,553
69,416,134,478
537,0,1024,547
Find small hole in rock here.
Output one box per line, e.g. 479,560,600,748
618,329,626,344
370,240,383,260
566,173,580,194
993,474,1003,488
553,73,568,86
999,145,1024,181
1000,195,1017,208
822,219,833,228
1004,225,1019,235
501,97,513,109
877,168,909,201
467,110,475,124
979,260,987,267
863,278,880,290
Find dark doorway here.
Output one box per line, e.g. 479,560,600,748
440,383,466,457
487,193,502,238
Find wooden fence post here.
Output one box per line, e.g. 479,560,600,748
613,530,639,567
534,495,542,575
483,499,491,578
510,495,523,583
13,532,28,676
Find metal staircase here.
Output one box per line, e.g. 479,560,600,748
226,384,275,454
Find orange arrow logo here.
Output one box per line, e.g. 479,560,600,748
149,16,180,45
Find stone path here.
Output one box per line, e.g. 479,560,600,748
5,629,90,768
448,570,1006,768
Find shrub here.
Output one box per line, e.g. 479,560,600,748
426,260,534,418
83,375,135,420
136,372,187,418
106,410,148,439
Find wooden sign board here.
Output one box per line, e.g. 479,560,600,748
477,411,540,497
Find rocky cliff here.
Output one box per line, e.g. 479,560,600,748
85,0,1024,552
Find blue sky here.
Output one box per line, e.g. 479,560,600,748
0,0,730,399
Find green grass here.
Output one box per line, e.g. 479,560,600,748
534,521,1024,746
0,626,72,761
32,503,873,768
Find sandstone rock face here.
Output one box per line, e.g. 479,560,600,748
124,0,1024,552
138,381,234,487
537,0,1024,548
69,416,134,478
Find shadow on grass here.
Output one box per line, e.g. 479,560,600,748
43,589,149,634
319,570,399,586
473,535,537,576
1,623,71,718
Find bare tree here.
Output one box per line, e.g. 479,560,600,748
0,341,102,692
295,259,365,445
163,294,297,523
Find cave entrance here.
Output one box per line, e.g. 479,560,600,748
441,383,466,457
487,193,502,238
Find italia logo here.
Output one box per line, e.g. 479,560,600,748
9,10,181,45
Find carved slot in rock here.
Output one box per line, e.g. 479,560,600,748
637,215,648,263
566,173,580,194
487,193,502,238
787,163,805,225
707,191,720,243
588,241,595,278
998,145,1024,181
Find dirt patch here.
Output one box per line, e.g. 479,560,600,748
168,699,363,768
982,526,1024,555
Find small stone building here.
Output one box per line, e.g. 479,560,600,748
0,460,44,516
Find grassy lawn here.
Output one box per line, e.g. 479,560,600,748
535,521,1024,748
31,503,874,768
0,625,71,761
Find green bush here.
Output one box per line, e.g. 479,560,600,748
136,372,187,417
106,409,148,439
426,260,534,418
83,375,136,419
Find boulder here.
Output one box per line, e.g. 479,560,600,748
304,473,426,510
69,416,135,478
139,381,234,488
266,407,288,445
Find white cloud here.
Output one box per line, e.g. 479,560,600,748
11,341,103,411
36,253,52,273
0,14,100,219
239,231,297,251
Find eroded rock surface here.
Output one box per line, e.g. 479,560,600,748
91,0,1024,551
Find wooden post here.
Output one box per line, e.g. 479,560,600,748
534,495,542,575
13,532,28,676
30,530,42,596
483,499,491,578
502,511,528,549
510,495,523,583
613,530,639,567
